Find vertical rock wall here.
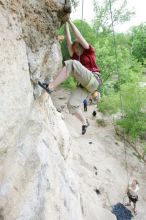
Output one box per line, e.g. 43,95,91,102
0,1,84,220
0,1,117,220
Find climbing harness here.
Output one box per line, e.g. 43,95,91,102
85,75,97,92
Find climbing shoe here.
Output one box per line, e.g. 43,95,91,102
82,125,87,135
82,120,90,135
38,81,53,94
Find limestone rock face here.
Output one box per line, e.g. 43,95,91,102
0,1,116,220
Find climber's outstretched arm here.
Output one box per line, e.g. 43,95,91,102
64,22,73,57
68,19,89,49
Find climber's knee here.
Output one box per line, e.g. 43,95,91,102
64,60,74,76
67,87,88,114
64,60,80,76
67,101,79,114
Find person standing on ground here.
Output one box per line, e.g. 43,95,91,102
39,19,101,135
125,179,139,215
83,99,88,112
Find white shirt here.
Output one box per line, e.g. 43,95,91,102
128,183,139,197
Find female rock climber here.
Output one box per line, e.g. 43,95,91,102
39,19,101,135
125,179,139,215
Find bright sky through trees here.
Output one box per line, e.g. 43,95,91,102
71,0,146,32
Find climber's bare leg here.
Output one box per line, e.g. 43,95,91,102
133,203,137,215
125,198,131,206
49,66,69,90
74,109,87,125
74,109,89,135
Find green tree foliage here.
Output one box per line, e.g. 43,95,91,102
96,29,145,140
130,23,146,64
98,92,120,114
61,76,77,89
98,83,146,139
94,31,143,91
73,20,97,45
93,0,135,32
117,83,146,139
57,1,146,141
91,0,146,140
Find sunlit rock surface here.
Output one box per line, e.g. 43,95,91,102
0,1,117,219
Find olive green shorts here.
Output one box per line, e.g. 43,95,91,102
64,60,99,114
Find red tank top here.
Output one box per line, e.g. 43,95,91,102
71,45,100,73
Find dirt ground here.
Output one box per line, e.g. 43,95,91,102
52,87,146,220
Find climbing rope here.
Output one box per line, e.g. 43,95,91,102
80,0,84,34
79,0,132,184
108,0,130,183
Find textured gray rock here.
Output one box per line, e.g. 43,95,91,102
0,1,116,220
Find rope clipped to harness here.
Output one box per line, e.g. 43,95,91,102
85,75,97,92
